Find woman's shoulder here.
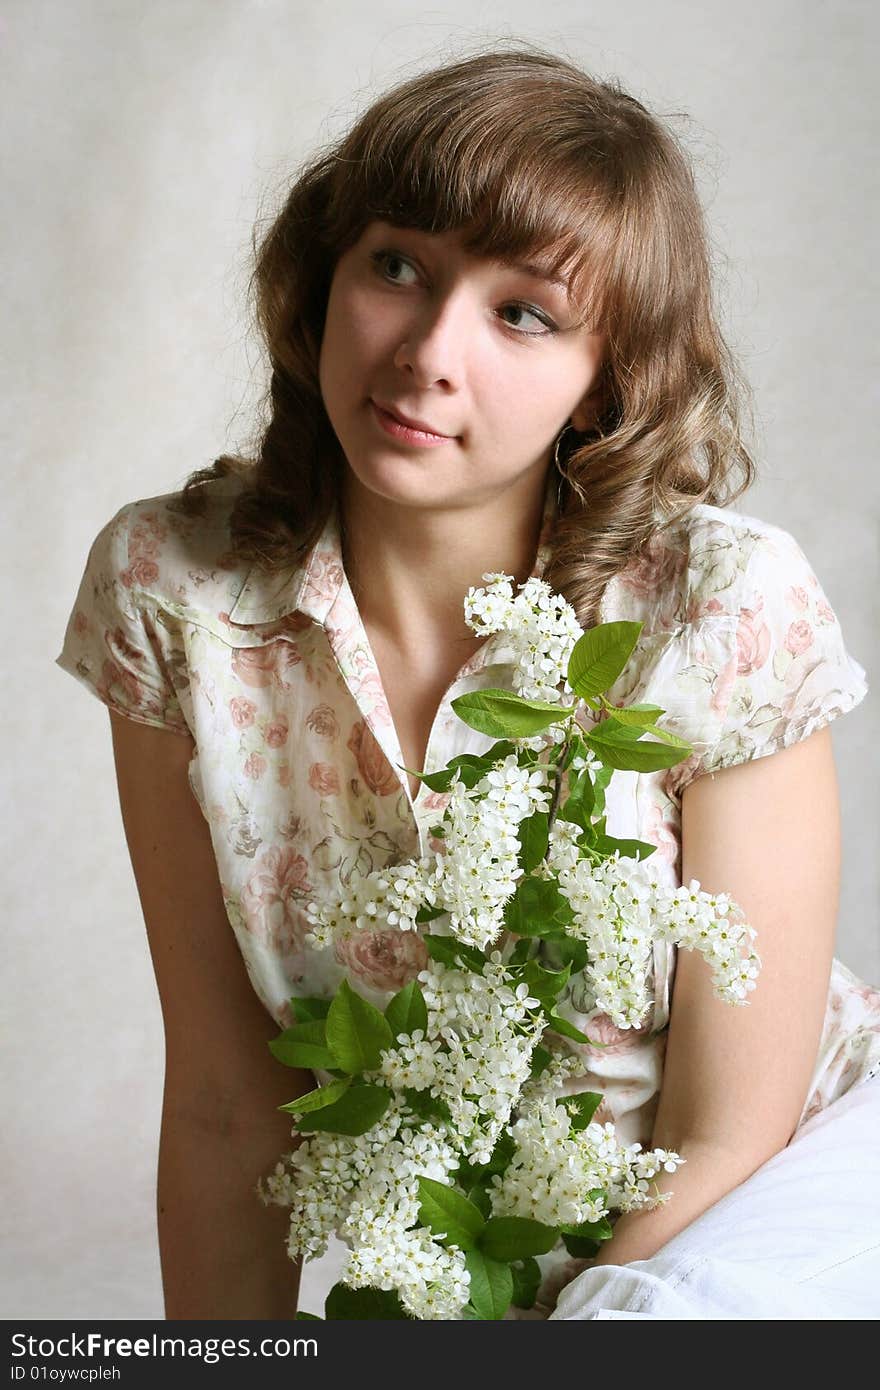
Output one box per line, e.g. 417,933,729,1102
606,500,867,793
610,501,820,634
92,471,253,626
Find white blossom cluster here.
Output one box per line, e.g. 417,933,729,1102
433,758,551,948
379,953,546,1164
488,1094,686,1228
546,821,761,1025
305,754,552,953
341,1210,470,1319
259,1093,469,1319
463,572,584,704
545,823,656,1028
655,880,761,1004
515,1043,594,1107
303,858,436,948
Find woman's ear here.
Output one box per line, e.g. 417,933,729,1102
570,390,602,433
571,366,612,433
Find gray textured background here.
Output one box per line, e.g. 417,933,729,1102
5,0,876,1318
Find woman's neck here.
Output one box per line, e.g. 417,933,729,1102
338,466,552,658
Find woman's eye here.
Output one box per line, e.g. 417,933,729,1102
498,303,556,336
370,249,419,284
369,250,556,336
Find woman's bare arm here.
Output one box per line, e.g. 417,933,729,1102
591,724,840,1265
108,708,315,1318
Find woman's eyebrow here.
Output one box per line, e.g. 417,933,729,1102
497,256,574,300
378,225,574,300
502,258,567,289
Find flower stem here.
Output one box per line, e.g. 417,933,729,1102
546,733,573,839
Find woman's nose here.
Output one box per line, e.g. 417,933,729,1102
392,296,467,389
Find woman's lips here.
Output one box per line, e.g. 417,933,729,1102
370,400,457,448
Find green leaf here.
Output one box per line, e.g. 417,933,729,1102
558,1216,614,1241
294,1310,324,1320
294,1084,391,1136
507,937,534,967
560,735,585,771
423,934,487,972
324,1283,412,1320
557,766,595,832
325,978,394,1075
465,1249,515,1320
518,959,571,1011
415,902,446,923
504,875,574,938
417,1177,486,1250
482,739,520,763
278,1076,352,1116
289,996,331,1024
405,765,453,792
446,755,496,789
269,1020,337,1071
385,979,428,1041
518,810,550,874
562,1091,604,1130
445,752,506,788
402,1087,453,1125
423,934,460,966
561,1233,603,1259
450,688,574,739
594,833,657,861
638,722,692,750
529,1044,554,1078
539,936,589,975
599,701,666,726
408,752,493,793
419,742,523,794
590,717,643,742
511,1257,543,1310
568,764,597,813
466,1183,493,1219
478,1216,559,1262
567,622,643,699
544,1009,593,1044
481,1130,517,1177
456,1130,517,1187
591,761,613,816
585,725,690,772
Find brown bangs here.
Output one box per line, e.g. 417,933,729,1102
323,59,621,331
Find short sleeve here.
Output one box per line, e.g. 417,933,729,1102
55,505,192,736
676,522,868,790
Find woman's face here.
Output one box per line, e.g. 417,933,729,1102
318,219,606,513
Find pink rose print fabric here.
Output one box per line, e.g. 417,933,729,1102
57,470,877,1316
334,927,430,994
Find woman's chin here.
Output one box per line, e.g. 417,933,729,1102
341,455,465,510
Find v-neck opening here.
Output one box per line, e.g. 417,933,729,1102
341,589,506,818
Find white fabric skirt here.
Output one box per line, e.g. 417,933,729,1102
549,1074,880,1320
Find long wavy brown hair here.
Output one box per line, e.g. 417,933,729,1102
173,44,756,629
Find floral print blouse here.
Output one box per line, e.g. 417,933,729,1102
56,471,880,1160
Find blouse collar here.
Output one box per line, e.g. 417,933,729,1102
225,467,560,630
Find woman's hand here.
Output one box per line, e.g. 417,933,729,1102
108,709,314,1318
592,725,840,1267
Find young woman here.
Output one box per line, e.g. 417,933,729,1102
56,48,880,1320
